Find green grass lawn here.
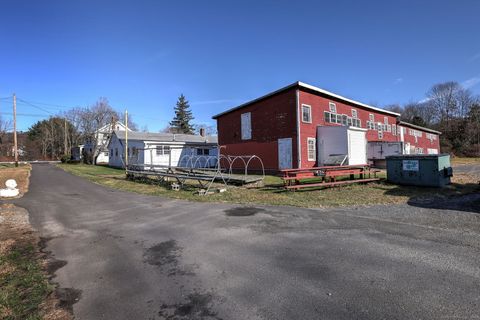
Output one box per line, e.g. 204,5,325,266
0,242,53,320
57,164,480,208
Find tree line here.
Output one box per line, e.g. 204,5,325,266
14,94,214,161
384,81,480,156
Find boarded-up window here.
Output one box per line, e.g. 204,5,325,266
241,112,252,140
307,138,316,161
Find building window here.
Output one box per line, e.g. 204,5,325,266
342,115,348,126
301,104,312,123
369,114,374,122
197,148,210,155
352,109,358,118
156,145,171,155
384,116,388,125
115,148,118,157
392,124,397,136
329,102,337,113
324,111,331,123
378,131,383,139
307,138,316,161
132,147,137,156
241,112,252,140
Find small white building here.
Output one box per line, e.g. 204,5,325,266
108,131,218,168
79,121,131,163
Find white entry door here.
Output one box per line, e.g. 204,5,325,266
347,129,367,165
278,138,293,169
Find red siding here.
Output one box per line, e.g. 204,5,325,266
216,88,297,171
298,89,399,168
399,125,440,153
215,84,441,172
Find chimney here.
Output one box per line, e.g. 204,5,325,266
199,127,206,137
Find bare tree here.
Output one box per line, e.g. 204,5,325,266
81,98,118,164
0,116,12,157
383,104,403,115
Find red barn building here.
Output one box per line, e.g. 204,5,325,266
213,81,440,172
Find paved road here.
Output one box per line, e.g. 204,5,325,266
13,164,480,320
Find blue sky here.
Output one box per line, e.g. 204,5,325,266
0,0,479,132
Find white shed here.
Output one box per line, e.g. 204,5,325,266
316,126,367,166
108,131,218,168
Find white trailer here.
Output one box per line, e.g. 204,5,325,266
316,126,367,166
367,141,404,168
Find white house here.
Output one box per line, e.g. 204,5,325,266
108,131,218,168
79,121,131,163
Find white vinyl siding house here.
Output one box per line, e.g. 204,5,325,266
81,121,131,164
108,131,218,168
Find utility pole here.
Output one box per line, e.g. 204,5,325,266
64,117,68,155
125,109,128,172
13,93,18,167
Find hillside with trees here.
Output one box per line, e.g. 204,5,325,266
385,81,480,156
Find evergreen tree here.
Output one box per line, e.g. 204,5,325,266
170,94,194,134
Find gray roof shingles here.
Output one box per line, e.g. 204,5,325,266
114,131,218,144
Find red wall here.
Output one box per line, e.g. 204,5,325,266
399,125,440,153
215,85,441,172
216,88,297,172
298,89,399,168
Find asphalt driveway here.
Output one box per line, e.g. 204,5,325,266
13,164,480,320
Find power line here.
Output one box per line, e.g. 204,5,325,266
16,98,73,110
16,98,54,114
0,111,50,118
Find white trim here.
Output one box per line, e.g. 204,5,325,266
351,109,358,118
307,137,316,161
296,89,301,168
298,82,400,116
301,104,312,123
212,81,401,119
397,121,442,134
328,102,337,113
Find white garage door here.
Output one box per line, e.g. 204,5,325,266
347,129,367,165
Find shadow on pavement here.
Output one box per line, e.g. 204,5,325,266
384,182,480,213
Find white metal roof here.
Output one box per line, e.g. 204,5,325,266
114,130,218,144
212,81,401,119
397,121,442,134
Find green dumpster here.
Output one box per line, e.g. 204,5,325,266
386,154,452,187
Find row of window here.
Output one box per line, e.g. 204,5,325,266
409,129,423,138
242,105,436,142
426,133,437,141
110,146,210,158
324,111,362,128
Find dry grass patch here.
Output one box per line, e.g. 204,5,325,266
451,157,480,165
0,164,31,195
0,165,72,320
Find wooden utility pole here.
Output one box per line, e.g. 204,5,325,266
125,109,128,171
13,93,18,167
64,117,68,155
